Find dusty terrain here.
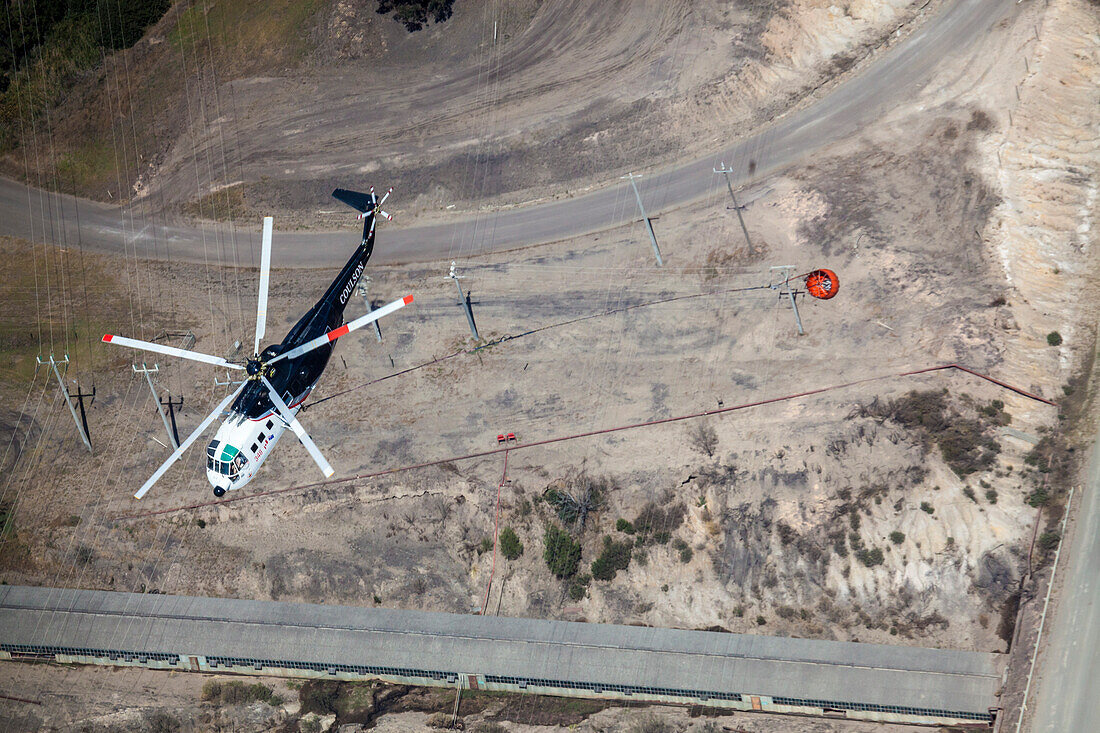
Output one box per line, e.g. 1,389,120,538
1,0,1098,731
2,0,940,223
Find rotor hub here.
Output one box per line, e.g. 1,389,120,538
245,358,262,377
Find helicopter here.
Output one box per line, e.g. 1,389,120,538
103,187,412,499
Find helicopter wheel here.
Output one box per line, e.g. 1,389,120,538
213,487,226,497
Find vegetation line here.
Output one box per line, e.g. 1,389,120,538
116,363,1056,520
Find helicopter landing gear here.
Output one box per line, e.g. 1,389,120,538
213,486,226,497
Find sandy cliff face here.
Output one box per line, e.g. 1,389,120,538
981,0,1099,412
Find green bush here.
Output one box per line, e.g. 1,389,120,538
543,525,582,578
568,574,591,601
963,487,977,503
986,489,998,504
1026,487,1050,508
1039,531,1061,551
756,615,767,625
591,536,633,581
856,547,884,567
615,518,635,534
1047,331,1063,346
920,502,934,515
889,531,905,545
499,527,523,561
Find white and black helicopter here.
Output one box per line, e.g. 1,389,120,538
103,187,412,499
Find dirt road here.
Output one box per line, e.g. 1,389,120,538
0,0,1015,268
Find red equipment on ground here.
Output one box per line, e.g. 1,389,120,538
805,269,840,300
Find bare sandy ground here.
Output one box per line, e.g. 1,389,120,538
1,0,1098,731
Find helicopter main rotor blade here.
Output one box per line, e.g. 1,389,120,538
260,375,334,478
102,334,244,371
134,381,248,499
267,294,413,365
254,216,273,356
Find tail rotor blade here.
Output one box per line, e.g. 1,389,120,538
268,294,413,364
134,381,247,499
254,216,273,355
260,375,333,478
102,334,244,371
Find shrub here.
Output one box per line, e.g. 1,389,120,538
543,525,582,578
889,531,905,545
75,545,94,565
591,536,633,581
299,681,340,715
963,487,977,503
632,502,685,540
1047,331,1063,346
202,680,282,706
689,421,718,457
147,711,180,733
377,0,455,32
477,537,493,555
678,545,694,563
499,527,523,560
856,547,884,567
1039,531,1061,551
756,615,767,625
986,489,998,504
615,518,635,534
1026,487,1050,508
920,502,934,515
568,574,591,601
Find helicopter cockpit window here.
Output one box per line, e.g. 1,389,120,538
230,454,247,476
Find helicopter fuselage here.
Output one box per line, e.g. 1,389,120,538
204,234,374,495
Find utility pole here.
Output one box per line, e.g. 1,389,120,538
445,261,480,341
160,393,183,448
621,172,664,266
770,266,805,336
714,162,753,249
133,362,178,449
73,382,95,451
37,354,92,453
357,278,383,343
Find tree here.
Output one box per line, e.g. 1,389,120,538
543,525,581,578
591,536,633,581
499,527,523,561
689,421,718,457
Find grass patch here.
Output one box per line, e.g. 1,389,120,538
181,185,253,223
169,0,323,70
201,680,282,706
0,237,139,384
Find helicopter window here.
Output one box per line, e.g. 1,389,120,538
232,455,247,474
266,420,274,430
250,443,258,453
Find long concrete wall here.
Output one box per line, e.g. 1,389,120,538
0,585,1001,727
